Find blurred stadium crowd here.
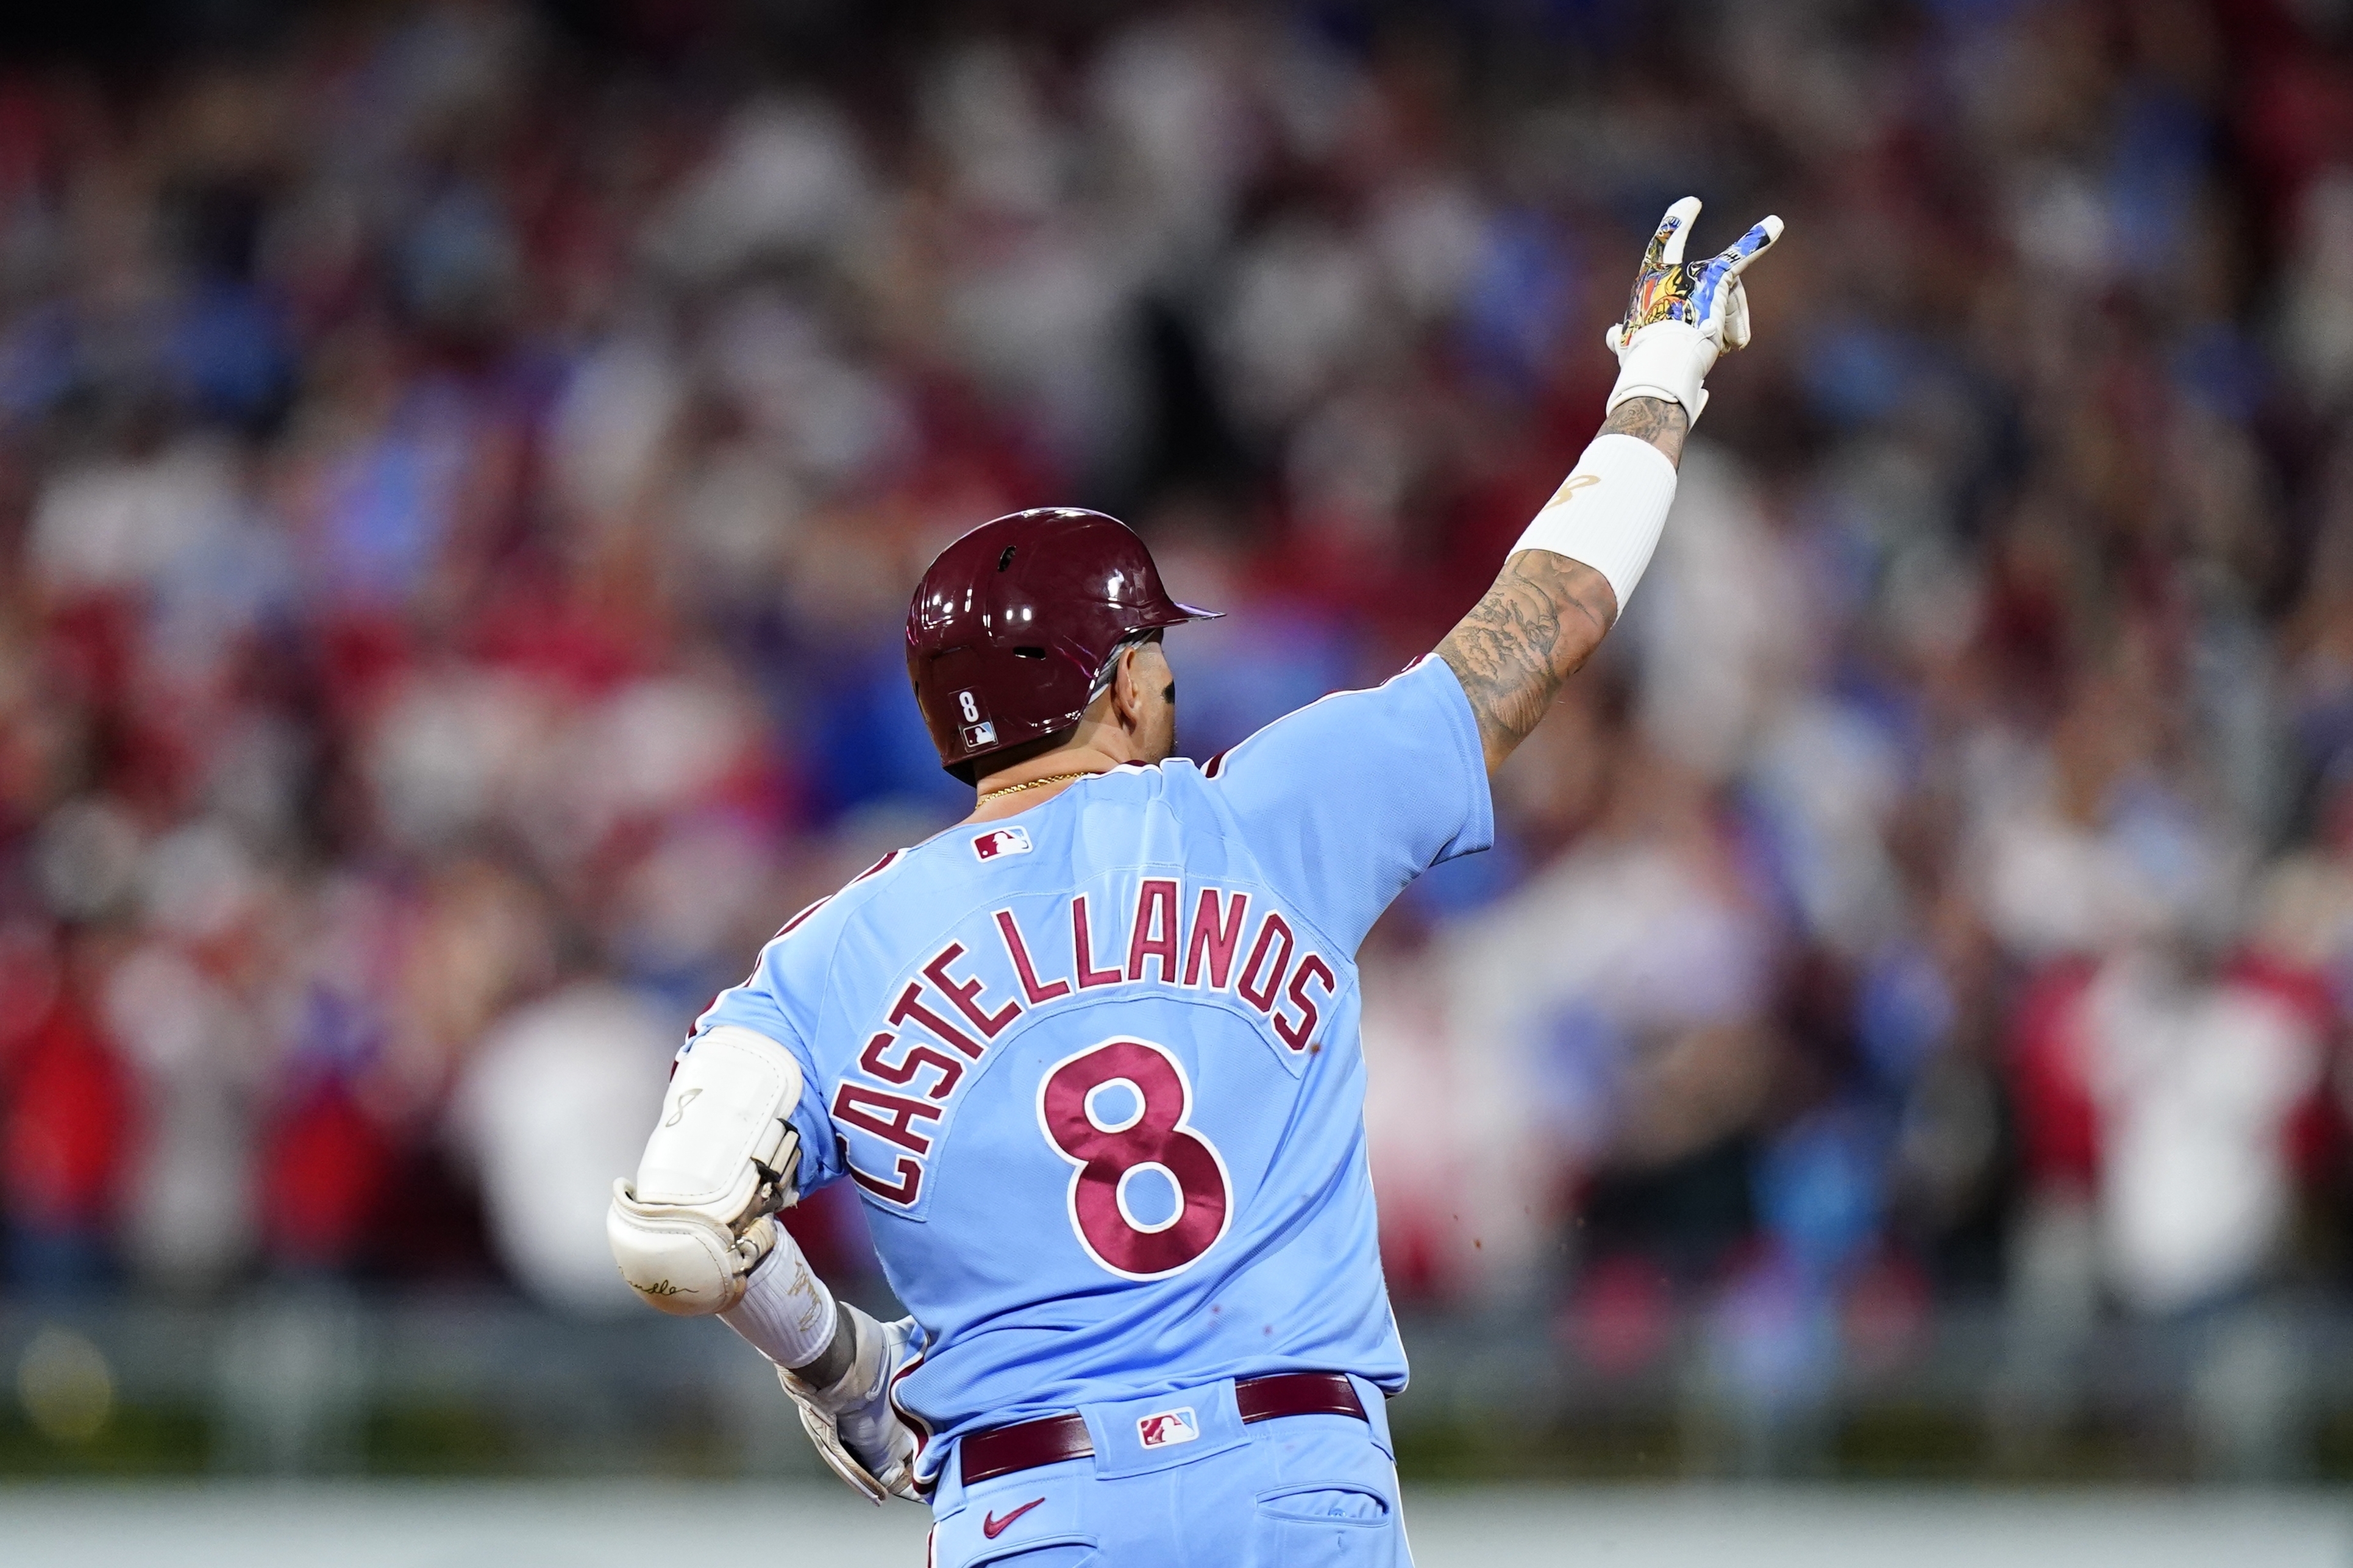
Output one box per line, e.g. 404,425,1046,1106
4,0,2353,1454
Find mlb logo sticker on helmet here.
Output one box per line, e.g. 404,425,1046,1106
973,825,1033,861
962,721,997,748
1136,1407,1198,1449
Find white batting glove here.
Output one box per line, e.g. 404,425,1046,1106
778,1305,925,1504
1604,197,1782,427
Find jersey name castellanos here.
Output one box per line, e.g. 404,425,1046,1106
691,655,1491,1481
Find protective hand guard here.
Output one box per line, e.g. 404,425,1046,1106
607,1026,805,1316
780,1305,926,1505
1604,197,1782,426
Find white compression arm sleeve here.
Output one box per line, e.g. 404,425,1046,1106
721,1226,839,1370
1509,433,1678,614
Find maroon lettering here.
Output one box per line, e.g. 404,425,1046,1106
856,1030,966,1100
1236,913,1295,1013
1275,954,1335,1052
888,983,986,1060
849,1156,924,1206
1038,1039,1230,1278
924,942,1021,1039
1072,894,1123,988
1183,889,1250,989
833,1083,944,1155
995,908,1072,1003
1127,879,1181,983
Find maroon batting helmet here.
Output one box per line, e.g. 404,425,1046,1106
906,508,1220,779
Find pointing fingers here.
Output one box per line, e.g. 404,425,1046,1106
1618,205,1785,355
1643,196,1703,269
1689,215,1783,332
1717,214,1784,277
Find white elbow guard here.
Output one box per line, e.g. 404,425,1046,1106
608,1025,806,1316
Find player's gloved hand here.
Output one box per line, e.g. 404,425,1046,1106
1604,197,1782,427
778,1304,925,1505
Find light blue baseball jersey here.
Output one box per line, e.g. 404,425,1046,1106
691,654,1491,1483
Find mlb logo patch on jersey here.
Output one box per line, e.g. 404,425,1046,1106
973,825,1033,861
1136,1407,1198,1449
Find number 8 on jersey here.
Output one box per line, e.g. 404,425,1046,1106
1036,1038,1232,1280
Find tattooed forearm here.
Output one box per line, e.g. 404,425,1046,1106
1437,551,1617,774
1435,396,1684,774
1598,395,1689,463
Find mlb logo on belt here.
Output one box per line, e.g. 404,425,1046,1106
974,825,1033,861
1136,1407,1198,1449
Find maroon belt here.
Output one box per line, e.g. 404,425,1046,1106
959,1372,1365,1485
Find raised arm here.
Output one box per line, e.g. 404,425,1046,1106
1439,396,1687,770
1438,198,1779,774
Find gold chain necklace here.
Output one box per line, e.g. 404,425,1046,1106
976,770,1102,805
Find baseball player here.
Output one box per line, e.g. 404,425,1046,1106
607,198,1779,1564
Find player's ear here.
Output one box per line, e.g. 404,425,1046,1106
1110,644,1147,733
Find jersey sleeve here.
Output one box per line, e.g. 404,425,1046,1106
689,929,849,1194
1200,653,1493,950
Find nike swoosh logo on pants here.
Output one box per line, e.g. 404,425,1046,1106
983,1498,1047,1538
